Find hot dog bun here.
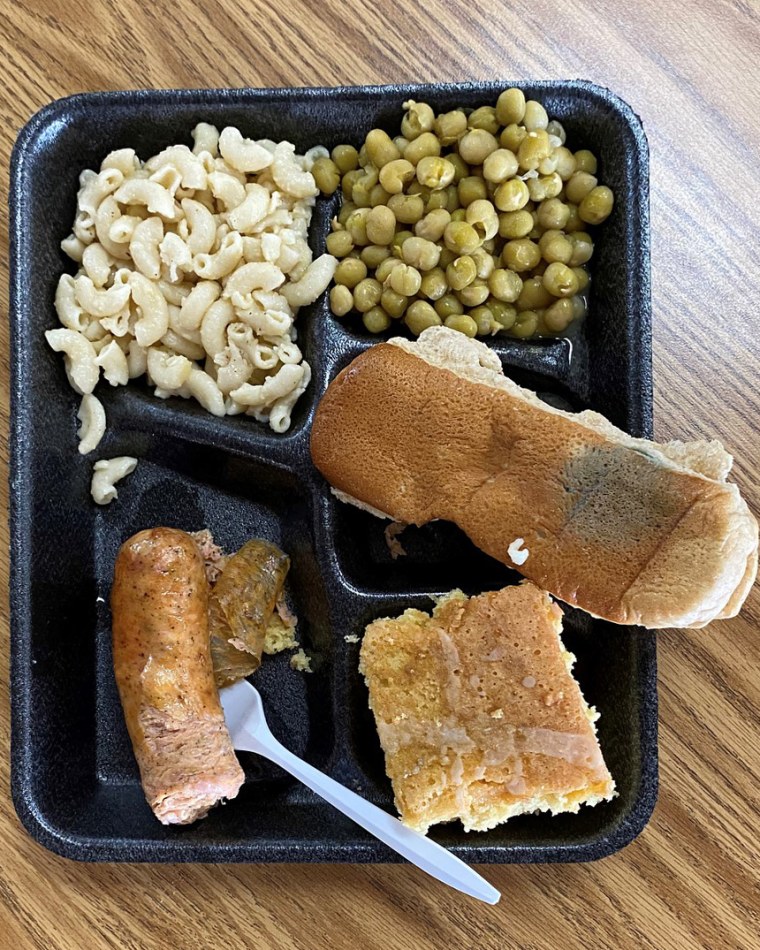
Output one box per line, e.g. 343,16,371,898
311,328,757,629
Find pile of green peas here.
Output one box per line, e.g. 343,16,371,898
311,89,614,339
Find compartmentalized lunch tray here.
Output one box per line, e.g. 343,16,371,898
9,81,656,863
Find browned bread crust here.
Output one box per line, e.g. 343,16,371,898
311,328,757,629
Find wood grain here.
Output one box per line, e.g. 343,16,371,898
1,0,759,947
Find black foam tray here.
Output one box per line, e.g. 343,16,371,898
9,81,656,863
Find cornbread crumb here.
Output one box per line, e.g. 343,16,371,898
359,582,616,834
290,649,312,673
344,634,360,643
263,602,299,655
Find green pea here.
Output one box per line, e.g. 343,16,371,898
502,238,541,272
446,255,477,291
536,198,570,230
420,267,448,300
362,306,391,333
574,149,598,174
352,277,383,312
425,189,449,211
499,209,534,239
495,88,526,125
334,257,367,288
482,148,519,184
469,305,499,336
369,183,392,207
518,130,552,171
415,208,451,242
404,132,441,165
546,120,566,144
523,100,549,131
554,146,577,181
488,268,523,303
402,236,441,271
468,105,499,134
376,256,403,283
332,144,359,173
494,178,530,212
544,297,575,332
445,184,461,213
401,100,435,140
438,247,457,270
404,300,442,335
470,246,496,280
361,244,392,269
365,205,397,245
312,157,341,195
457,280,490,307
488,298,517,329
444,313,479,337
329,284,354,317
457,129,499,165
568,232,594,266
378,159,415,195
380,287,408,318
346,207,371,246
572,266,590,292
511,310,539,338
388,263,422,296
325,229,355,257
434,294,464,318
538,230,574,264
565,171,598,205
365,129,402,168
390,229,414,251
564,203,583,231
500,123,527,152
387,193,425,225
337,200,356,225
417,156,456,190
444,221,482,255
351,168,379,207
517,276,554,311
579,186,614,225
435,110,468,145
458,176,488,207
527,172,562,202
542,262,579,297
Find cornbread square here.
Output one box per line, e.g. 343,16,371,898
359,583,616,834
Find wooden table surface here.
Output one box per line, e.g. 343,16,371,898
1,1,759,947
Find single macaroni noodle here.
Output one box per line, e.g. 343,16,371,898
90,456,137,505
77,394,106,455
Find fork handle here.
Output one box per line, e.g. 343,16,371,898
238,730,500,905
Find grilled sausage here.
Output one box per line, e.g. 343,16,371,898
111,527,244,825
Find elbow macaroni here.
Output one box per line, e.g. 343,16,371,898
90,456,137,505
48,125,334,480
77,394,106,454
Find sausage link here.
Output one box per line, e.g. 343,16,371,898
111,527,244,824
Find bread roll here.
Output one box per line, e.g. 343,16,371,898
311,328,757,629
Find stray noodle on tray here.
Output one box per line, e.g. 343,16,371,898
46,123,337,501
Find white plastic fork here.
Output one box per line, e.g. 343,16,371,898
220,679,501,904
